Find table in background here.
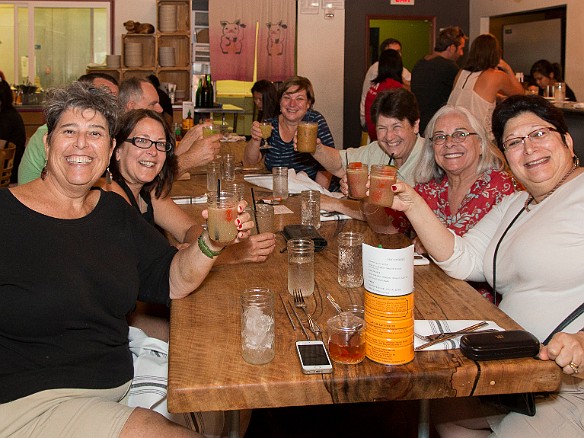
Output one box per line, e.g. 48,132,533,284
192,104,245,131
167,174,561,423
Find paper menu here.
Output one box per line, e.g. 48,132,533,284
363,244,414,296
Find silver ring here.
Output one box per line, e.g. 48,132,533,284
569,362,579,374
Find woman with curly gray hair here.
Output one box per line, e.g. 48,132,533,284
0,81,253,438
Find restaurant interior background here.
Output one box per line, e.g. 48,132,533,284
1,0,583,150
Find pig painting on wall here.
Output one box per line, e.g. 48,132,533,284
266,21,288,56
220,19,247,54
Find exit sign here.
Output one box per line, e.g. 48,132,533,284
391,0,415,4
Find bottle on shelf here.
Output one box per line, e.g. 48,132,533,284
182,110,194,132
195,78,203,108
173,123,183,146
206,74,214,108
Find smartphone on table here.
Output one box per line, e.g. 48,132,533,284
295,340,333,374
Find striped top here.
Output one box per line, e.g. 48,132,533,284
264,110,335,181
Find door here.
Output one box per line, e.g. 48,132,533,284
366,16,434,77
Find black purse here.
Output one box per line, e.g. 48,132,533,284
479,306,584,417
478,205,584,416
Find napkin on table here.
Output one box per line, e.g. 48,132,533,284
414,320,503,351
244,168,344,198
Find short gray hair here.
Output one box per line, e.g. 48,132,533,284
119,77,149,109
44,81,121,145
415,105,505,183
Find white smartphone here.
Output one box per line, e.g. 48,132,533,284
295,340,333,374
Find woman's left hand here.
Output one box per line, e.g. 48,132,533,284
201,201,253,246
233,201,253,243
539,331,584,378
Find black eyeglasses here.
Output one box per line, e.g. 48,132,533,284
430,130,478,146
502,127,559,152
125,136,171,152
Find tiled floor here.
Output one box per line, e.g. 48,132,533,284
245,400,429,437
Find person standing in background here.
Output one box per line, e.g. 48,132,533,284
447,33,524,135
0,77,26,184
251,79,278,122
364,49,405,141
360,38,411,129
411,26,467,135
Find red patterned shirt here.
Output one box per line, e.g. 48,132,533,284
414,168,515,236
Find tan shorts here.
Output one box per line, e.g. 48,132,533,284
0,381,135,438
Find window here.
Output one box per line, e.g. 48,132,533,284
0,1,111,88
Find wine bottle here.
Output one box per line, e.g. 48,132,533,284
195,78,203,108
206,74,214,108
200,75,208,109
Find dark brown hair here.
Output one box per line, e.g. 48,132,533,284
111,109,177,198
463,34,501,72
278,76,315,107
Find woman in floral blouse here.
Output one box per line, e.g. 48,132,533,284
413,105,515,301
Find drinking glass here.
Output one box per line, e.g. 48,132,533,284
221,152,235,182
206,190,238,243
301,190,321,230
254,203,274,234
337,231,364,288
287,239,315,297
327,312,366,364
241,288,275,365
346,162,368,200
206,161,221,192
272,166,288,201
203,124,220,138
224,181,245,201
369,165,397,207
554,82,566,102
296,121,318,153
259,120,273,148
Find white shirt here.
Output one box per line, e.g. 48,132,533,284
434,172,584,341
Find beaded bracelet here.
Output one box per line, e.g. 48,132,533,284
198,235,223,259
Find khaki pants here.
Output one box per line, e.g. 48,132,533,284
0,381,134,438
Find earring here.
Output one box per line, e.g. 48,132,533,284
105,166,112,184
40,160,48,180
573,155,580,167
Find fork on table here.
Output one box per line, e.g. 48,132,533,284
292,289,322,337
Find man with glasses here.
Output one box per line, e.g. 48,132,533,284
411,26,467,135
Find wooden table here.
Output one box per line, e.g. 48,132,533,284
167,174,561,416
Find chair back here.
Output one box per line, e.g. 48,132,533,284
0,143,16,187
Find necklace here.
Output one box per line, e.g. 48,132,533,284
524,161,578,211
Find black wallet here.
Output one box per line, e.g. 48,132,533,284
460,330,540,361
281,225,327,252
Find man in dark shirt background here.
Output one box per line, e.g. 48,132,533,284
410,26,467,135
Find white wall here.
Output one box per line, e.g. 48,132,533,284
297,11,345,149
470,0,584,101
113,0,156,55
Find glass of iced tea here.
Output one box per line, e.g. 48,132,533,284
296,121,318,153
327,312,366,364
369,164,397,207
206,190,238,243
346,162,368,200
